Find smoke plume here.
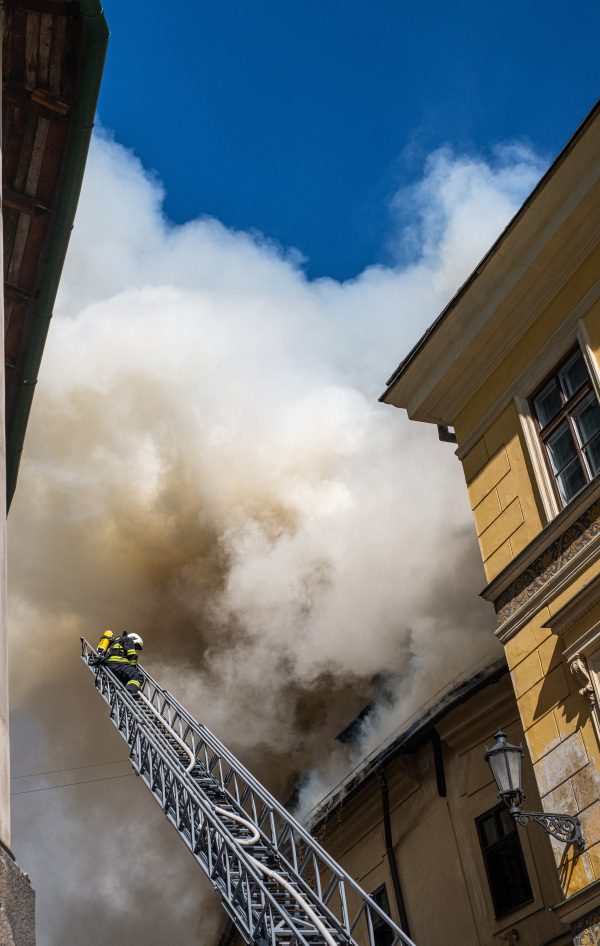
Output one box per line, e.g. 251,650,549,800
7,132,544,945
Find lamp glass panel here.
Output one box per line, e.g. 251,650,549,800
507,748,521,793
488,750,510,793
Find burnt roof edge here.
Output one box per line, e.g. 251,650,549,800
305,655,508,833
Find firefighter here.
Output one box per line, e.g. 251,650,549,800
101,632,144,697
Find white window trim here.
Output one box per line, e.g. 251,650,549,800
578,319,600,404
514,396,559,522
513,317,600,525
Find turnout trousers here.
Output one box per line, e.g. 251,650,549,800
108,661,144,696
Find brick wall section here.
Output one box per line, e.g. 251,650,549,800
506,613,600,895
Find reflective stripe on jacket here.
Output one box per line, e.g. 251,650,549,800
106,635,138,667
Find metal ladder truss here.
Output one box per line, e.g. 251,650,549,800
81,638,417,946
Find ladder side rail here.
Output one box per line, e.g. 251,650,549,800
101,666,200,787
161,673,416,946
130,721,258,942
140,743,338,946
84,654,345,946
80,646,203,796
82,641,418,946
160,680,419,946
123,694,355,944
163,686,310,868
82,643,258,819
116,665,279,845
81,645,283,852
139,672,198,762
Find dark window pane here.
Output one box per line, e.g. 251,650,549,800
371,886,393,946
559,350,588,399
573,393,600,446
556,457,587,504
477,805,533,918
485,836,533,915
546,422,577,473
584,431,600,478
480,815,499,848
534,379,562,427
498,807,515,838
531,349,597,511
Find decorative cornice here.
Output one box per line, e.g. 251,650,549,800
543,572,600,637
573,905,600,943
493,497,600,638
483,476,600,603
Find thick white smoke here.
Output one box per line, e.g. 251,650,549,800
7,132,544,945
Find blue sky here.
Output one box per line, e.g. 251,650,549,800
98,0,600,281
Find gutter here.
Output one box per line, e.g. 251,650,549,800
5,0,110,510
378,766,411,936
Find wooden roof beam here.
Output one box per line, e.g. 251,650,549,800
2,0,78,14
4,283,31,304
3,83,71,119
3,187,50,216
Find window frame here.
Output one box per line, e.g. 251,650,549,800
476,803,534,919
369,884,394,946
529,345,600,511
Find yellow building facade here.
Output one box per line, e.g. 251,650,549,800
381,99,600,943
310,667,569,946
218,666,571,946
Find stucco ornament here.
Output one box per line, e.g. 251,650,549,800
573,906,600,945
495,497,600,625
570,654,597,708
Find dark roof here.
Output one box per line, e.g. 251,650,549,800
306,656,508,832
2,0,109,509
380,96,600,399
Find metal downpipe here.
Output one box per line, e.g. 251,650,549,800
378,766,411,938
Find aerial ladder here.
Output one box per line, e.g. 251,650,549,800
80,638,417,946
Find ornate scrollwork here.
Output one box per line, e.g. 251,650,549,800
515,809,585,852
494,497,600,625
570,654,597,708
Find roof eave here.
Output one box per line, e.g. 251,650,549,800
5,0,110,511
380,96,600,408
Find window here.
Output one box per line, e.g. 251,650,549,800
531,347,600,508
370,885,394,946
476,805,533,917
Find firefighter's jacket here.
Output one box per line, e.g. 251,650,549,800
105,635,138,667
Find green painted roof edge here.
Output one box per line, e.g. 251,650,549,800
6,0,110,511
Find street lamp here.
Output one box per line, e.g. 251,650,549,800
484,730,584,853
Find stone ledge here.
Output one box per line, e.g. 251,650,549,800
550,877,600,925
